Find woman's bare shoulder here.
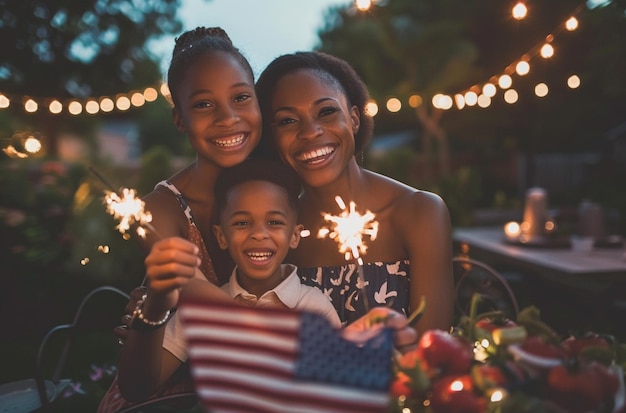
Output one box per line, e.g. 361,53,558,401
367,170,446,211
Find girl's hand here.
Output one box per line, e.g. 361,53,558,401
143,237,201,311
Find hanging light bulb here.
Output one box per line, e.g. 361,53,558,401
565,16,579,31
516,61,530,76
567,75,581,89
498,74,513,89
540,43,554,59
68,101,83,115
365,100,378,117
355,0,373,11
535,83,549,97
504,89,519,104
512,2,528,20
24,98,38,113
386,97,401,112
49,100,63,114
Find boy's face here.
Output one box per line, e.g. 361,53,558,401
213,180,302,285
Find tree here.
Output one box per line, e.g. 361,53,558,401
315,0,626,188
0,0,184,155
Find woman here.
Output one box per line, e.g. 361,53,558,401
255,51,454,335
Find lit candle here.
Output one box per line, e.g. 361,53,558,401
503,221,521,242
522,187,548,241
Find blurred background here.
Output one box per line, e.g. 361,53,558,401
1,0,625,407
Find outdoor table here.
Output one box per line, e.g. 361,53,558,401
453,226,626,286
452,226,626,336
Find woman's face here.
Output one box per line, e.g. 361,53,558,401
173,51,262,168
268,69,360,188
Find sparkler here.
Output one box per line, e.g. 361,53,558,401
318,196,379,311
88,166,161,240
104,187,159,239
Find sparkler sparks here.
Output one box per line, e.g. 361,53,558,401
318,196,379,265
104,187,157,239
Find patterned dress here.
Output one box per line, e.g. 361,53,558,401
298,260,411,326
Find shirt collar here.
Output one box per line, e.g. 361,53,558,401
226,264,301,309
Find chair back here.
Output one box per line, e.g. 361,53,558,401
452,257,519,319
35,286,130,411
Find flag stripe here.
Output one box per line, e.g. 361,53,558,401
185,323,298,350
188,345,295,375
195,379,389,413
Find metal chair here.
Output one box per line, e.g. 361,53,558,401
452,256,519,319
33,286,130,412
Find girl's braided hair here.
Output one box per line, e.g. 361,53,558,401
167,27,254,107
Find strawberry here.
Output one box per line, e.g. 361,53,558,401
429,374,487,413
546,360,619,413
416,330,474,376
520,335,568,360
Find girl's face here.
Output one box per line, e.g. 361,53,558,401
268,69,360,188
173,51,262,168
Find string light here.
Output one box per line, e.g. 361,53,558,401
0,81,169,116
535,83,549,97
0,94,9,108
2,3,587,117
512,2,528,20
567,74,581,88
363,3,585,113
504,89,519,104
386,97,402,112
515,60,531,76
355,0,373,12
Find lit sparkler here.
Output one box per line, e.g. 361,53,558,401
318,196,379,311
104,187,158,239
88,166,160,240
317,196,379,264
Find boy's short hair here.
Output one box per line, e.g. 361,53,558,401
215,158,302,216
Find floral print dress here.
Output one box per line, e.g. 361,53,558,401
298,260,411,326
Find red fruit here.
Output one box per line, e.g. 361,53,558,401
416,330,474,376
429,374,487,413
476,317,516,332
390,372,412,398
471,360,527,390
397,348,423,370
520,335,568,360
547,361,619,413
561,335,611,358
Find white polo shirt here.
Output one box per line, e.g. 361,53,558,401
163,264,341,361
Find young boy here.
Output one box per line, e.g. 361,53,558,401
213,158,341,327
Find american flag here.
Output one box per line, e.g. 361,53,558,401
178,296,393,413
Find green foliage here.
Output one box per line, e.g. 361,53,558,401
317,0,626,154
366,147,421,188
0,0,184,156
0,158,86,284
136,144,174,196
136,96,188,155
427,167,483,227
0,0,182,98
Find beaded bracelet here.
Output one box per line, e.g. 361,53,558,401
130,294,175,331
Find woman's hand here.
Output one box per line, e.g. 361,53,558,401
342,307,419,353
